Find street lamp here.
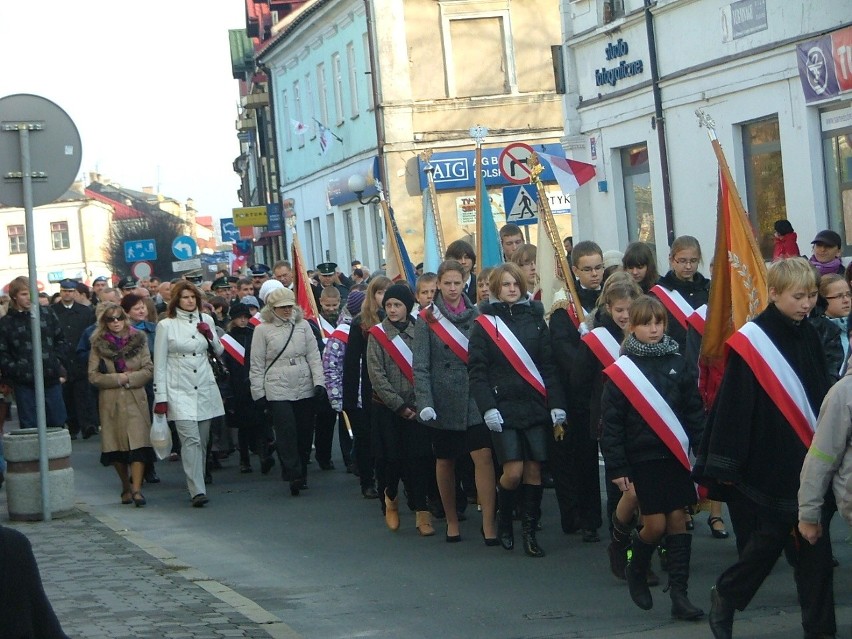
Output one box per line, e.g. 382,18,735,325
348,174,381,205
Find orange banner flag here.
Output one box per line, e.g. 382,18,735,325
699,137,769,408
291,234,319,322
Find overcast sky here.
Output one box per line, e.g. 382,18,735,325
0,1,245,221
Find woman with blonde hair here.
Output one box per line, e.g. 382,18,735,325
88,302,153,506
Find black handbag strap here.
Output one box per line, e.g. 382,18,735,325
265,323,296,377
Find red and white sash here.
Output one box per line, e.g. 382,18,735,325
328,322,351,345
369,323,414,384
727,322,817,447
475,315,546,397
249,312,262,327
603,356,692,471
686,304,707,336
220,334,245,366
581,326,620,368
317,315,335,339
426,305,470,364
651,285,692,330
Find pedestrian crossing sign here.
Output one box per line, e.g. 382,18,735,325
503,185,539,226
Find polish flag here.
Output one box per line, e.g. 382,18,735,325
291,119,308,136
538,152,596,193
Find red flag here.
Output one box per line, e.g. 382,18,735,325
538,152,596,193
292,235,319,322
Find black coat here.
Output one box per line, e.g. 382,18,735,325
0,308,69,386
52,302,94,379
654,271,710,358
342,315,373,412
600,348,704,482
468,299,565,429
693,303,831,521
549,284,601,385
809,314,844,382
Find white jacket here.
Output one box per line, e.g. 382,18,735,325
249,309,324,402
153,309,225,422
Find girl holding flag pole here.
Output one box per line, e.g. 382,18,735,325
600,296,706,620
468,263,566,558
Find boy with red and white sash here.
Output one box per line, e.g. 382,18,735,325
694,257,835,639
600,296,705,620
366,284,434,536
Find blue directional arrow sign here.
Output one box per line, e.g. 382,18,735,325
171,235,198,260
124,238,157,263
220,218,239,242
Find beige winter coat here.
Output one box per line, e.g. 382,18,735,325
249,308,324,402
88,329,153,453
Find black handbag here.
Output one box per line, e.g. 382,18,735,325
207,343,230,383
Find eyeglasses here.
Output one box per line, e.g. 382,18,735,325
578,264,604,273
674,258,700,266
105,316,124,322
825,292,852,300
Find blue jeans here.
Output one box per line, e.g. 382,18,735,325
14,383,67,429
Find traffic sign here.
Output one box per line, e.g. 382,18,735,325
124,238,157,263
503,185,539,226
172,257,202,273
171,235,197,260
131,261,153,280
220,218,239,242
498,142,536,184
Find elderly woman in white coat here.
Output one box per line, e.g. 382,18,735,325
153,281,225,507
250,287,326,496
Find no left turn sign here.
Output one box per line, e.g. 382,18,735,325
498,142,536,184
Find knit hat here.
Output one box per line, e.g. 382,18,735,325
602,250,624,270
229,303,252,320
258,279,284,303
382,283,415,315
240,295,260,309
346,289,366,316
774,219,794,236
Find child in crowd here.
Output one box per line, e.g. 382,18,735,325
476,267,494,303
810,273,849,381
772,219,800,260
413,272,437,317
809,229,845,276
445,239,477,301
622,242,659,293
315,286,348,471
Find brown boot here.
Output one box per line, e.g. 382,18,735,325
416,511,435,536
384,491,400,531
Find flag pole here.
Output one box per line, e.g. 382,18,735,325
291,231,320,319
529,152,584,323
470,125,488,268
420,149,446,257
377,180,406,281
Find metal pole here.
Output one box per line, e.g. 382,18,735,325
18,125,51,521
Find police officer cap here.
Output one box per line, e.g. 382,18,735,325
118,276,137,290
227,276,239,284
92,275,109,284
316,262,337,276
59,278,79,290
249,264,270,277
211,276,231,290
184,269,203,283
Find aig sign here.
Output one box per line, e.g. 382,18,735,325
431,157,469,184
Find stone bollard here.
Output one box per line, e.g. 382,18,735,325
4,427,75,521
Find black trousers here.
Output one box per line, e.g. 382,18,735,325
347,407,374,490
313,402,337,464
62,378,95,434
270,398,316,483
718,496,835,636
373,404,431,511
550,424,602,532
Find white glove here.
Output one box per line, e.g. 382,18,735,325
551,408,567,425
484,408,504,433
419,407,437,422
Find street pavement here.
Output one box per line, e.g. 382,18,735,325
1,422,850,639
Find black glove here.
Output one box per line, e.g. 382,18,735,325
255,397,268,412
313,385,327,401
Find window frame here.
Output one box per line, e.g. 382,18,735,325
8,224,25,255
331,52,345,126
50,221,70,251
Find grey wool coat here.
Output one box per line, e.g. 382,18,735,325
366,317,416,413
413,294,481,431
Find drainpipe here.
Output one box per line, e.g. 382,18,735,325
644,0,674,246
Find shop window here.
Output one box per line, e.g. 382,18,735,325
8,225,25,254
742,116,786,260
50,221,70,250
823,116,852,254
621,144,655,243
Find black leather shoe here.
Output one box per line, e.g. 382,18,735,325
82,426,98,440
191,493,209,507
317,460,335,470
708,586,734,639
581,528,601,543
362,486,379,499
708,516,729,539
144,469,160,484
260,456,275,475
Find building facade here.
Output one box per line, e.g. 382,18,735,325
559,0,852,265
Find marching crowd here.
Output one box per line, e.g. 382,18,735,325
0,220,849,639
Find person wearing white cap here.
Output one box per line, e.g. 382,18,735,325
258,279,284,305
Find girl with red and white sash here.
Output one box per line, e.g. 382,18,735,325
468,263,566,558
600,296,705,620
413,260,497,544
567,273,642,564
694,258,836,638
366,284,434,536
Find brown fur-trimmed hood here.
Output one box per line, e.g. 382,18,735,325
91,329,148,362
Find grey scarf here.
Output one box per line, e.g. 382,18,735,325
623,333,679,357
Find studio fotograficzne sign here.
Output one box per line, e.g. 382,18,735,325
595,38,644,88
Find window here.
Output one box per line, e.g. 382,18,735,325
304,73,315,137
293,81,303,147
281,88,292,150
50,221,70,250
326,213,338,264
346,42,359,118
443,13,517,98
316,63,329,125
743,116,786,260
331,53,344,125
8,225,25,254
363,33,374,110
621,145,654,243
823,114,852,254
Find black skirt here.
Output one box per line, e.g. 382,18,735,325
491,424,548,465
630,458,697,515
429,422,492,459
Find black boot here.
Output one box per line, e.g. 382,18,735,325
625,533,656,610
521,484,545,558
608,513,632,580
665,534,704,620
497,485,516,551
708,585,734,639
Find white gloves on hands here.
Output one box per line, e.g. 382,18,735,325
419,407,437,422
551,408,567,426
484,408,504,432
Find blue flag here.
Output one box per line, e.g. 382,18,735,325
386,206,417,286
422,188,442,273
480,178,503,268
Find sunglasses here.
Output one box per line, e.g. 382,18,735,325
105,315,125,322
